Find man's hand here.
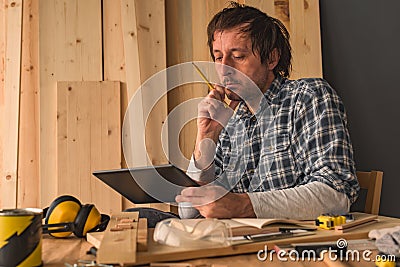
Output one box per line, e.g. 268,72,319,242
197,85,239,139
194,86,239,169
175,185,256,218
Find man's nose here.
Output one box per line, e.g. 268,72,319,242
219,59,234,76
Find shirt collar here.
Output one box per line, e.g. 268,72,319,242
231,75,285,122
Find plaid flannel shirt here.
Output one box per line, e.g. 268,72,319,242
214,76,359,204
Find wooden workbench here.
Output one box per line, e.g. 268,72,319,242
42,214,400,266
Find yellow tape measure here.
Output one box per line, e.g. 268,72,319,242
315,214,353,230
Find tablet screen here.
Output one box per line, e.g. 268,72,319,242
93,164,199,204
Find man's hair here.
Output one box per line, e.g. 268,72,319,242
207,2,292,78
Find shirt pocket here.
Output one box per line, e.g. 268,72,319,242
256,133,293,190
262,133,291,155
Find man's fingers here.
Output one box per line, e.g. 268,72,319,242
175,194,208,206
229,99,240,110
180,187,204,197
208,86,225,102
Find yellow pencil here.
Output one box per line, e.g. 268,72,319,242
191,62,229,107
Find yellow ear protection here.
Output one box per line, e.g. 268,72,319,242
42,195,110,238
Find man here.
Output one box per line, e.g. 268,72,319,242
175,2,359,219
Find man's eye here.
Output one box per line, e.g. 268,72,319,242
215,57,222,62
234,56,244,60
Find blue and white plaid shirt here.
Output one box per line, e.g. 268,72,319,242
213,76,359,204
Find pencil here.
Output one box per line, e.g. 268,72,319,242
191,62,229,107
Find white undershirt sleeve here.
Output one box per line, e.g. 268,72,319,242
185,156,350,220
247,181,350,220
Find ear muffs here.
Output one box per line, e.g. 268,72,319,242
44,195,81,238
73,204,101,238
42,195,110,238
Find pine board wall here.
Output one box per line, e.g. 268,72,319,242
0,0,322,212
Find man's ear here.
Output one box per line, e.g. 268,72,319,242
267,48,279,70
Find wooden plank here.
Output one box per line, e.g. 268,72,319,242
166,0,228,170
95,81,123,213
86,231,103,249
118,0,170,210
334,214,379,233
135,214,400,265
165,0,194,169
39,0,102,207
86,217,148,251
137,218,148,252
38,0,57,207
274,0,290,32
186,0,227,172
120,0,146,169
135,0,168,166
119,0,146,210
245,0,275,16
103,0,126,82
1,0,23,209
0,0,5,102
0,0,6,208
18,0,39,208
102,0,132,210
57,81,121,214
97,211,139,265
289,0,322,78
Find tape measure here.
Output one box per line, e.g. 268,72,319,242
375,252,398,267
315,214,353,230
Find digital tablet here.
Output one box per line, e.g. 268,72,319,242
92,164,199,204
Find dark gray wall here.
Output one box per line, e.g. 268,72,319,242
320,0,400,217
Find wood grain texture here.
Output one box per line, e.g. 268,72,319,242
274,0,291,32
136,0,168,166
86,217,148,252
166,0,222,169
356,171,383,215
289,0,322,78
165,0,323,170
102,0,130,210
135,213,400,265
97,211,139,265
0,0,6,208
103,0,126,83
39,0,102,207
137,218,148,252
245,0,275,16
103,0,169,210
18,0,39,208
119,0,147,170
0,0,23,208
57,81,121,214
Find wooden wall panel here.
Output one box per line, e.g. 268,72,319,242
0,0,323,210
288,0,322,78
103,0,168,210
166,0,323,166
39,0,102,207
0,0,6,208
18,0,39,208
103,0,126,83
0,0,5,104
57,81,121,213
166,0,228,169
119,0,146,169
246,0,322,78
245,0,275,18
0,0,23,208
273,0,291,32
136,0,168,166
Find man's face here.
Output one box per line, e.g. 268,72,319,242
212,26,274,101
